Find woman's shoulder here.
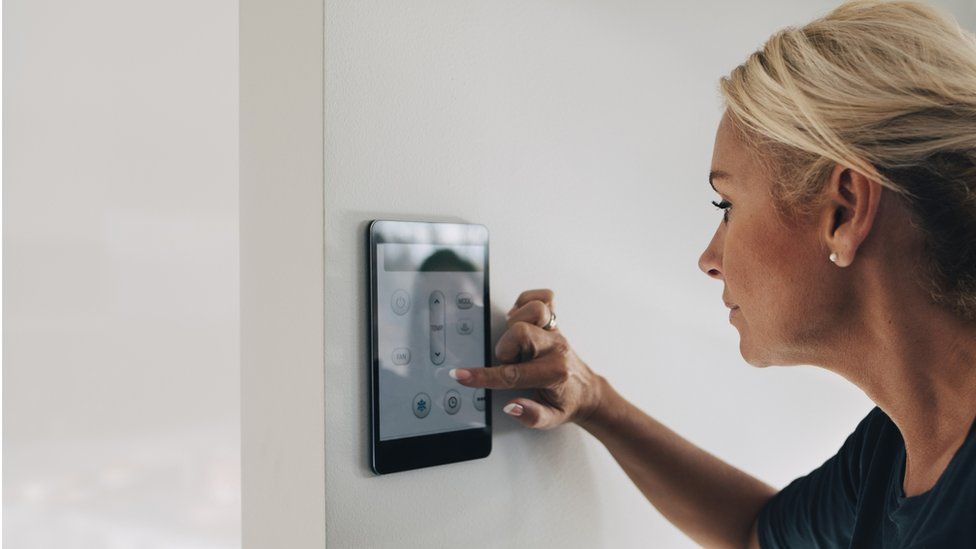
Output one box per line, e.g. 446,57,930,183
845,405,895,449
831,406,900,481
860,405,892,433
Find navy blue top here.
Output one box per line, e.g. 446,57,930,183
758,406,976,548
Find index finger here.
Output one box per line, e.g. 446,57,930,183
450,358,558,390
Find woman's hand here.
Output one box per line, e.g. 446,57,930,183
449,288,606,429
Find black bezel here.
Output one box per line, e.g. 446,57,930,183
368,219,492,475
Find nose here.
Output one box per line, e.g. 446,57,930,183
698,230,724,280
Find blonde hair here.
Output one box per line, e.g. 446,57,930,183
720,0,976,322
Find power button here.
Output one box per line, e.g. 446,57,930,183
391,289,411,316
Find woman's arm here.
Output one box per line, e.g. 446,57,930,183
456,289,776,548
578,376,775,549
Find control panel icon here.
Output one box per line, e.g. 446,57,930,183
430,291,446,365
444,390,461,415
392,348,411,365
391,289,411,316
413,392,431,418
456,292,474,309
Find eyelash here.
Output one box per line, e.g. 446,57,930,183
712,200,732,223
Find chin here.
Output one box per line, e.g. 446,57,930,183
738,340,775,368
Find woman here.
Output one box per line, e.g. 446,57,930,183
448,1,976,547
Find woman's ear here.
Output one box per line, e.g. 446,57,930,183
821,164,884,267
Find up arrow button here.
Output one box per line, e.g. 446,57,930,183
429,290,446,365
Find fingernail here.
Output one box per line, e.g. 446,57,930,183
449,368,471,381
503,403,524,416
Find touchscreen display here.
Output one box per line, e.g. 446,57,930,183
376,241,488,441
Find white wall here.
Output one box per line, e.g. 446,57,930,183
323,1,976,547
239,0,325,547
4,1,240,547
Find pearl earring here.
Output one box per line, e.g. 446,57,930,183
829,252,838,263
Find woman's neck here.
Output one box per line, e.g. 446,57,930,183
827,293,976,496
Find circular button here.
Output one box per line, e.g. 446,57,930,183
391,289,411,315
444,390,461,415
473,388,486,411
412,392,431,418
456,318,473,335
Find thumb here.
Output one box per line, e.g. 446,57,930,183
502,398,561,429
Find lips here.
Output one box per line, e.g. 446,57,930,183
725,301,739,323
729,305,740,323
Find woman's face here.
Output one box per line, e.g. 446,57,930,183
698,112,843,367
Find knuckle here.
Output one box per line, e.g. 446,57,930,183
495,340,515,362
512,320,534,339
552,362,571,384
500,364,521,388
552,338,571,357
527,300,548,321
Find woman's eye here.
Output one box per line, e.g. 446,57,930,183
711,199,732,223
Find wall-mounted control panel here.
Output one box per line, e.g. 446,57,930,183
368,220,492,474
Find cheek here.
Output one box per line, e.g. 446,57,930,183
726,217,817,327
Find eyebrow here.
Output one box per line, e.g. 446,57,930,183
708,170,731,193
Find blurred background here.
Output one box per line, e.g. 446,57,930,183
5,1,239,547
